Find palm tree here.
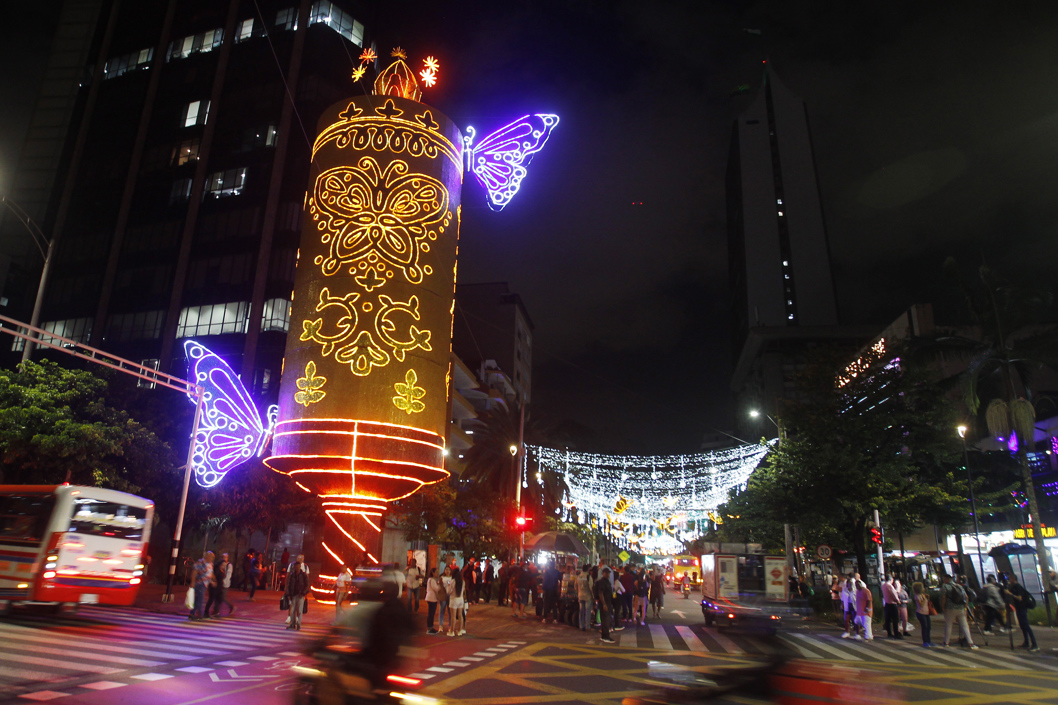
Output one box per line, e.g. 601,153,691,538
932,259,1058,608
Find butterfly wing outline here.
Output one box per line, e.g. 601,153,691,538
465,114,559,211
185,341,276,488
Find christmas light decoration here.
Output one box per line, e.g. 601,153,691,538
184,341,278,488
464,114,560,211
526,443,771,555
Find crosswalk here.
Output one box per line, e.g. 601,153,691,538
0,606,325,700
608,622,1054,671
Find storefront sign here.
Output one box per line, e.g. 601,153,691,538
1014,525,1056,539
765,556,787,602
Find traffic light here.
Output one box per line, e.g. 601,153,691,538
515,516,529,527
870,527,882,545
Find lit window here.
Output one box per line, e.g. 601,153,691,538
106,310,165,342
104,47,154,79
138,359,160,389
276,7,298,30
172,138,201,166
170,178,192,204
168,28,224,60
261,298,292,332
777,211,784,216
782,260,788,266
205,168,248,197
784,274,790,280
184,100,210,127
788,314,795,320
237,18,254,42
787,299,793,305
176,301,250,338
308,1,364,45
776,198,783,205
11,318,93,351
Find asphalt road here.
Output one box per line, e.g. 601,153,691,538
2,587,1056,704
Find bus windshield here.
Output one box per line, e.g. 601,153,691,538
0,494,56,543
67,497,147,541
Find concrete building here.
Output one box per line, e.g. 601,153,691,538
452,281,534,406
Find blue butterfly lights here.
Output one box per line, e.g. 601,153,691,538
464,114,559,211
185,341,278,488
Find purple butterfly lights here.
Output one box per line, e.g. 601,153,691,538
464,114,559,211
185,341,278,488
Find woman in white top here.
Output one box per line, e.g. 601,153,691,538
440,565,454,634
424,567,441,634
449,569,466,636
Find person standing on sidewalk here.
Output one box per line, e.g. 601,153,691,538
406,558,422,613
912,582,934,647
424,567,441,634
207,552,235,618
895,579,911,636
439,564,453,634
189,551,214,621
285,555,310,631
449,569,466,637
940,573,977,649
576,564,593,631
335,564,353,622
541,560,562,624
1004,574,1039,651
483,559,495,603
247,551,261,601
882,576,902,639
854,579,873,641
595,567,623,643
980,574,1006,635
497,561,509,607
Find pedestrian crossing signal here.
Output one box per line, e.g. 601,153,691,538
870,527,882,545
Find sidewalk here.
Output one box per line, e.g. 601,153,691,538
134,583,334,627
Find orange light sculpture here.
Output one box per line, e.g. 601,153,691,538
266,52,461,592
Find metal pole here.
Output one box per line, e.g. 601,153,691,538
163,392,204,603
22,237,55,363
874,509,885,582
963,435,985,587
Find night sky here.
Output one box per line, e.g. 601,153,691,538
3,2,1058,454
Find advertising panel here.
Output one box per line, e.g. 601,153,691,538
765,556,788,601
717,554,739,599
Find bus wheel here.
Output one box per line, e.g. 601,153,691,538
54,602,79,616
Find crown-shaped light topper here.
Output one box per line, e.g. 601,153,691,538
352,47,440,103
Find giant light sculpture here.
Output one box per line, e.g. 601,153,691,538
186,48,558,596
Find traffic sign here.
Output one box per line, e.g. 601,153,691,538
816,544,832,560
618,550,630,563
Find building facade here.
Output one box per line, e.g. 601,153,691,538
1,0,379,404
452,281,534,406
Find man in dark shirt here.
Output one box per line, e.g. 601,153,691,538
497,561,509,606
514,560,533,619
619,566,636,624
1004,575,1039,651
483,560,495,603
595,567,616,643
541,561,562,624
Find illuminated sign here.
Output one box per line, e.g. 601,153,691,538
1014,525,1056,539
464,114,559,211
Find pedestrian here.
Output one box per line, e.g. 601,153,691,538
450,568,466,636
206,552,235,618
498,561,509,607
507,560,522,617
406,558,422,612
392,563,406,599
840,575,857,638
575,564,593,631
650,568,665,619
483,559,495,603
895,579,911,636
981,574,1006,635
280,547,290,573
189,551,214,621
473,560,483,603
514,560,532,619
940,573,977,649
854,579,873,641
425,567,441,634
912,581,934,647
1003,574,1039,652
335,564,353,622
247,550,261,601
440,564,453,634
595,567,620,643
882,576,902,639
542,560,562,624
240,549,253,591
285,554,310,631
460,558,476,605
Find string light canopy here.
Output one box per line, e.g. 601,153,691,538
526,442,772,555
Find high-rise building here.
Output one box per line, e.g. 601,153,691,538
452,281,534,406
1,0,379,401
727,64,872,431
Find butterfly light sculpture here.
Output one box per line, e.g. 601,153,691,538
185,341,278,488
464,114,560,211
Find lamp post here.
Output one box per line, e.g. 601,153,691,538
0,195,55,363
958,425,985,587
511,443,524,560
749,409,782,442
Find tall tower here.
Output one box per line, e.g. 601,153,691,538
728,63,838,354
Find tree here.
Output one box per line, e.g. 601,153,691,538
928,260,1058,606
0,360,177,492
717,346,965,576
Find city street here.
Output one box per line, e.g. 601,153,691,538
2,585,1057,704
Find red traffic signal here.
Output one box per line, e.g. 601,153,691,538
870,527,882,545
515,516,529,526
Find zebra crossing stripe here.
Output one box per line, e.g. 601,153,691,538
407,672,436,680
955,649,1031,671
675,625,707,652
881,644,943,666
983,649,1058,672
459,656,484,662
777,634,823,659
914,647,978,669
648,624,674,650
0,624,197,661
837,640,900,663
3,642,162,668
793,634,861,661
703,628,744,654
425,666,453,673
0,650,122,675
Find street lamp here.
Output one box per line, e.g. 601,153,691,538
0,195,56,362
958,424,985,586
749,409,781,438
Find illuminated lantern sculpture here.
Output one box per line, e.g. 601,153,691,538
265,50,462,584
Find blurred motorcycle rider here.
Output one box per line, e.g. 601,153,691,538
332,581,415,688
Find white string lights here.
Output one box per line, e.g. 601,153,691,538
526,442,772,555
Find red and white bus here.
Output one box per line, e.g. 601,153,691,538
0,485,153,610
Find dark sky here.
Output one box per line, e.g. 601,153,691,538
3,1,1058,454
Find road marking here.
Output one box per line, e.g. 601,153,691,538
0,650,122,674
912,647,978,668
406,672,436,679
881,645,940,665
214,660,250,667
131,673,174,681
793,634,861,661
838,640,900,663
443,661,472,668
17,691,71,701
176,666,215,673
459,656,483,661
426,666,454,673
498,643,521,648
649,624,674,650
777,634,823,658
0,623,202,660
704,628,744,654
248,656,280,661
675,626,707,652
472,652,496,658
508,640,526,644
984,649,1058,672
208,669,280,682
79,681,127,690
0,641,163,667
278,651,303,657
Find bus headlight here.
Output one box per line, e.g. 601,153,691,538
46,562,57,569
42,572,55,579
47,555,58,561
133,571,143,576
17,583,29,589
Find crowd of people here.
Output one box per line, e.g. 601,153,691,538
832,571,1039,652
